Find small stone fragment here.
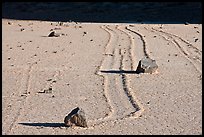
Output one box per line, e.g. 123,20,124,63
194,38,198,42
136,57,158,74
48,31,60,37
20,28,25,31
64,107,88,128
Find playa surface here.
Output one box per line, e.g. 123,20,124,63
2,19,202,135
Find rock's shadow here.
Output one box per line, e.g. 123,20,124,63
100,70,140,74
18,122,65,128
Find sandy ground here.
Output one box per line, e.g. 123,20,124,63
2,19,202,135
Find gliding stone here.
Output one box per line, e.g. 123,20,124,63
64,107,88,128
136,57,158,74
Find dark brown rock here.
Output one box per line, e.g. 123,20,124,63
136,57,158,74
64,107,88,128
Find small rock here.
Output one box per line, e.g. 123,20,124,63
47,78,52,81
20,28,25,31
90,39,93,41
194,38,198,42
136,57,158,74
8,22,12,25
64,107,88,128
48,31,60,37
59,22,63,26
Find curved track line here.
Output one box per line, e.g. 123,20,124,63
7,63,35,134
125,26,150,58
154,28,201,54
150,28,201,74
152,28,202,62
116,26,134,70
90,25,144,128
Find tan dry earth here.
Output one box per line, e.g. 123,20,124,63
2,19,202,135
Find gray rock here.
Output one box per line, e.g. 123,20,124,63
136,57,158,74
64,107,88,128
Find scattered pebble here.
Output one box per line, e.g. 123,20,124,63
47,79,52,81
52,80,57,83
8,57,11,60
20,28,25,31
8,22,12,25
59,22,63,26
194,38,198,42
90,39,93,41
53,51,57,53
